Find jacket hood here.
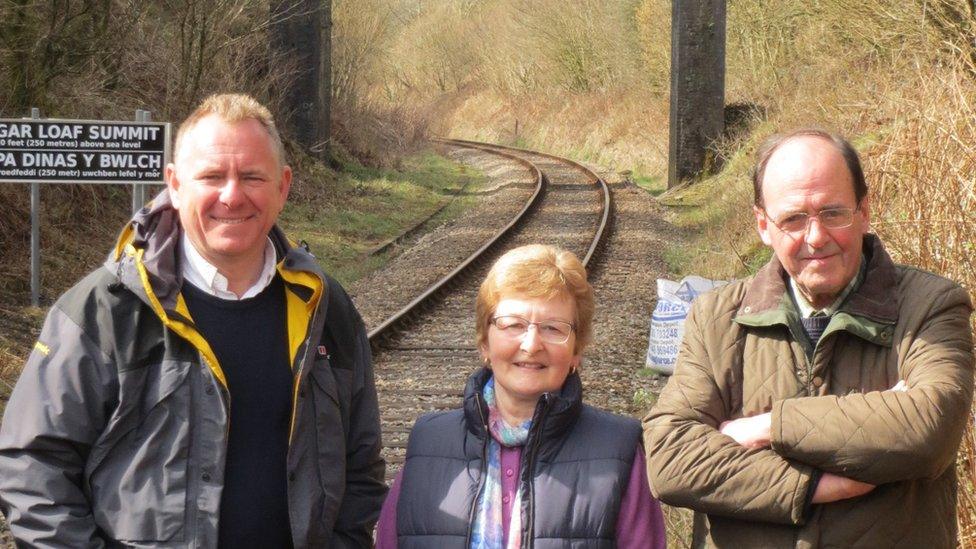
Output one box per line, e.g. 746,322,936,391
128,189,183,308
736,233,899,323
462,367,584,444
105,188,322,311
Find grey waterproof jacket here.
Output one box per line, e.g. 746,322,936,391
0,191,386,548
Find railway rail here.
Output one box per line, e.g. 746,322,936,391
367,139,613,475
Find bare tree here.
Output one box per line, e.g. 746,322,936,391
0,0,113,115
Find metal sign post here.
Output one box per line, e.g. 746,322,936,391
133,110,144,214
132,109,152,214
1,114,170,306
30,108,41,307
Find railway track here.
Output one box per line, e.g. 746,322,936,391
366,139,613,475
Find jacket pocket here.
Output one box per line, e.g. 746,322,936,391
89,359,191,542
309,358,350,529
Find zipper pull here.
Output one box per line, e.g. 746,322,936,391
476,393,489,428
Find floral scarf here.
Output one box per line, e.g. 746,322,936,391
470,377,532,549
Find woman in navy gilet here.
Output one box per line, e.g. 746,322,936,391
376,244,666,549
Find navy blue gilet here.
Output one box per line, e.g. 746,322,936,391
396,368,641,549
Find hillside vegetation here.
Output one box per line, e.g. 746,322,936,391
336,0,976,544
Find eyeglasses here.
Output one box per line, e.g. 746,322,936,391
766,206,859,235
489,315,576,345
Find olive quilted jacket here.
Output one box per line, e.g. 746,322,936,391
644,235,974,548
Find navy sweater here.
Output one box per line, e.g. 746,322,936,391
183,275,294,549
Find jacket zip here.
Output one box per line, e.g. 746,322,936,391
462,392,554,548
201,353,230,431
201,352,232,495
288,301,321,446
465,393,491,547
520,393,552,549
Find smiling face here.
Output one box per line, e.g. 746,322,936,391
754,136,870,308
481,293,581,412
166,115,291,276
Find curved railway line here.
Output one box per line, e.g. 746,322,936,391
365,139,614,475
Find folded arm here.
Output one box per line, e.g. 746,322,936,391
770,287,975,484
643,303,816,525
720,413,876,504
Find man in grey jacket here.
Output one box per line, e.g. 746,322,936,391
0,93,386,548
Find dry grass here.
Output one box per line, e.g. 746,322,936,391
425,89,669,175
868,68,976,292
865,59,976,544
662,505,695,549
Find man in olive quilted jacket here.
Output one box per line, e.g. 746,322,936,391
644,128,974,548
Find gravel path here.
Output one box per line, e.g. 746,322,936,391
582,178,674,413
0,516,10,548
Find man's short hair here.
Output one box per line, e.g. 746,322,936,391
752,128,867,208
173,93,286,167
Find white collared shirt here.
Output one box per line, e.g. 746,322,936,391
180,233,278,300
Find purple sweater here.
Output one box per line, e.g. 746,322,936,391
376,445,666,548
